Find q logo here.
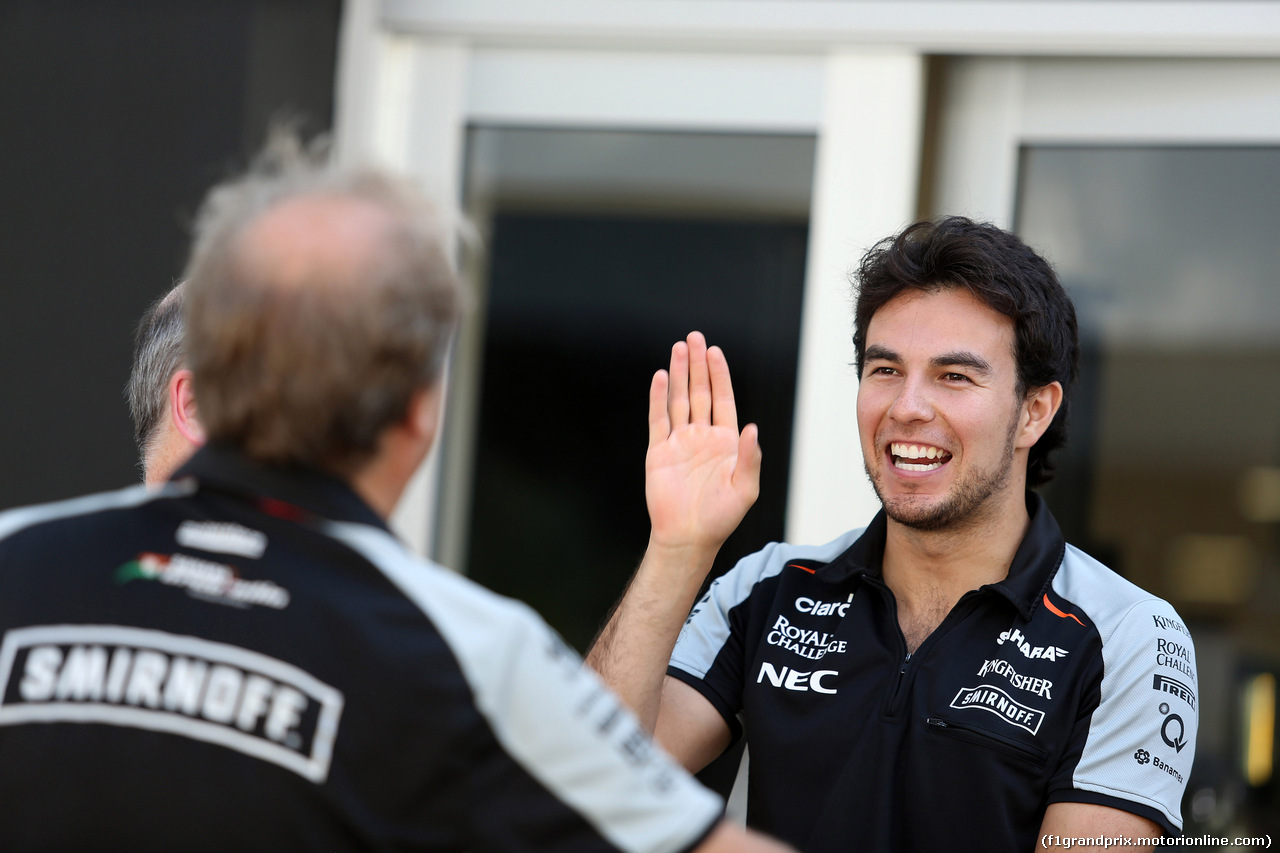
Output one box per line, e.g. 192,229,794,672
1161,713,1188,753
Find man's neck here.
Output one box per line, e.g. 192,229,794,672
880,487,1031,650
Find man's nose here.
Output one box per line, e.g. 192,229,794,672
888,376,935,423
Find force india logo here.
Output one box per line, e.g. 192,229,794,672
949,685,1046,735
0,625,344,782
116,552,289,611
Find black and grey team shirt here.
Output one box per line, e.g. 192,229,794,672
0,446,723,852
669,493,1197,852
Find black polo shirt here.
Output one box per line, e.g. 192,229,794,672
669,493,1197,852
0,445,722,852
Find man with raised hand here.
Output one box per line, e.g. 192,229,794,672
0,135,794,853
589,218,1197,852
126,280,205,486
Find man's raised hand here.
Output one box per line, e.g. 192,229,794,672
646,331,762,553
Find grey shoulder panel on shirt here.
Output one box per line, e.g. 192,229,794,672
0,481,196,545
322,520,723,853
1053,545,1197,831
670,528,866,680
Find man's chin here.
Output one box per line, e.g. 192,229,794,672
883,497,960,532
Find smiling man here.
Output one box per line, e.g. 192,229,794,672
589,217,1198,852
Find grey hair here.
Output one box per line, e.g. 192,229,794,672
126,281,187,471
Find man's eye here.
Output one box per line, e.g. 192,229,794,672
869,366,897,376
943,372,970,383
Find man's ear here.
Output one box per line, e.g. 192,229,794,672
170,369,206,446
1016,381,1063,450
406,384,444,449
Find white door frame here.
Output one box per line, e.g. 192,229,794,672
333,0,1280,555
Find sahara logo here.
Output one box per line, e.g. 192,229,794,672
996,629,1069,662
116,552,289,610
175,520,267,559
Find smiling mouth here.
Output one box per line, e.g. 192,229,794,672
889,442,952,472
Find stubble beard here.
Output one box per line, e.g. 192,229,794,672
866,414,1020,534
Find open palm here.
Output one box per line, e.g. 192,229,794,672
646,332,761,551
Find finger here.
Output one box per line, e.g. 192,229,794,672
648,369,671,446
734,423,763,502
687,331,711,425
707,345,739,433
668,340,690,428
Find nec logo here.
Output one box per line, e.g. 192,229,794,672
756,662,838,694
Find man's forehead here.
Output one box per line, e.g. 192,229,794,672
865,287,1016,364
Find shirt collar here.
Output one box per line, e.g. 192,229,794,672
172,444,390,532
819,491,1066,620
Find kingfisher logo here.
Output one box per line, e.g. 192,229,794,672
1152,615,1191,638
949,685,1046,735
116,552,289,610
997,629,1069,662
977,659,1053,699
0,625,343,782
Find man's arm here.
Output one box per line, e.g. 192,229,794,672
699,821,796,853
1037,802,1160,852
586,332,760,769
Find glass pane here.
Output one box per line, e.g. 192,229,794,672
448,128,815,653
1017,147,1280,838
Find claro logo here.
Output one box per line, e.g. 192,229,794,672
794,596,851,617
756,662,838,694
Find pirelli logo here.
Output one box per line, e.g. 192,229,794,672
0,625,344,782
1153,672,1197,711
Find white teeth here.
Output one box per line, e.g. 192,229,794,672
891,442,948,461
896,460,942,472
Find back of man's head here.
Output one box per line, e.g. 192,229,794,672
182,133,462,477
127,281,189,479
852,216,1079,487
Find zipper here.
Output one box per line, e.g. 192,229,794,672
873,581,983,718
925,716,1050,765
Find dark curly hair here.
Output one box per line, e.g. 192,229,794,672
852,216,1078,487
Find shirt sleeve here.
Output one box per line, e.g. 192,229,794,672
325,521,725,853
667,543,793,737
1048,597,1198,835
454,605,726,853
